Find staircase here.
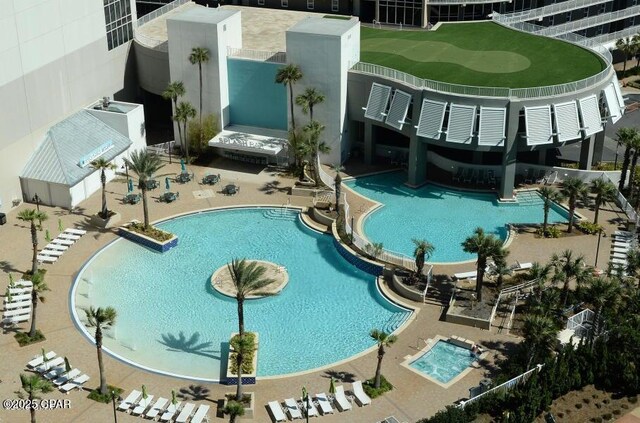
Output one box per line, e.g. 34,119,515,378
262,208,298,222
516,190,540,205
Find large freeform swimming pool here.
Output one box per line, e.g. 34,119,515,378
345,172,569,262
72,208,411,381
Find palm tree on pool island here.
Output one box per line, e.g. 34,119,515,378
538,186,564,237
84,306,117,395
412,238,434,279
124,150,165,230
370,329,397,388
462,227,504,302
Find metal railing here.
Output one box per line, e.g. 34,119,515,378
534,6,640,37
493,0,611,24
603,174,639,225
317,156,336,191
567,309,594,330
227,47,287,64
135,0,190,28
134,31,169,51
588,23,640,45
427,0,509,4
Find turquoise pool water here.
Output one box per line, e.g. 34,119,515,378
410,341,476,383
73,208,410,381
345,172,569,262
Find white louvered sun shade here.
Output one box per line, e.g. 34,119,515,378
612,79,626,115
385,90,412,130
416,99,447,139
524,105,553,146
578,95,603,137
603,82,623,124
363,83,391,122
445,104,476,144
553,101,581,143
477,107,506,147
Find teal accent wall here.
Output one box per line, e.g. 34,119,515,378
227,59,288,130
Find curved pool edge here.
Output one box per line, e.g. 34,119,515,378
69,204,416,384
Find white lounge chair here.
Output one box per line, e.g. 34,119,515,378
44,366,66,380
65,228,87,235
268,401,287,422
8,287,32,295
40,249,64,257
36,356,64,373
4,294,31,303
284,398,303,420
160,401,181,422
175,402,196,423
352,381,372,406
316,393,334,415
190,404,210,423
27,351,56,368
612,252,628,259
514,261,533,271
300,397,319,417
144,397,168,419
14,280,33,288
3,308,31,318
36,254,57,264
53,368,80,386
611,246,630,253
334,386,352,411
58,233,81,241
45,243,68,251
60,373,89,393
2,314,30,325
454,270,477,280
131,395,154,416
52,238,75,246
4,300,31,311
614,230,633,237
118,389,142,411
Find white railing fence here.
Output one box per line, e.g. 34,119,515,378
227,47,287,63
458,364,545,408
567,309,595,330
317,156,336,191
603,174,639,225
135,0,190,28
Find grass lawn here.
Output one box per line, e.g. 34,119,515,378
360,22,606,88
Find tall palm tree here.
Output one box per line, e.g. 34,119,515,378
585,277,621,339
370,329,397,388
412,238,434,277
227,258,275,400
617,127,639,190
16,373,53,423
276,64,303,131
539,186,565,236
522,315,557,370
174,101,197,163
124,150,165,230
330,164,345,213
90,158,116,219
162,81,186,164
188,47,210,150
461,227,504,302
590,178,617,224
17,209,48,275
27,272,48,339
527,262,553,301
490,250,512,290
560,177,588,233
84,306,117,396
303,120,330,186
295,87,325,123
223,400,245,423
616,37,636,77
551,249,587,307
626,133,640,194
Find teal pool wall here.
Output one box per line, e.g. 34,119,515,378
227,58,287,130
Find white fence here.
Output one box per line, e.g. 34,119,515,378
317,156,336,191
494,0,610,24
227,47,287,64
458,364,545,408
603,174,639,225
135,0,190,28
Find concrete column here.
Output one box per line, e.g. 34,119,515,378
592,130,605,165
422,0,429,28
500,103,520,199
538,148,547,166
375,0,380,22
364,122,374,165
579,135,595,170
407,136,428,186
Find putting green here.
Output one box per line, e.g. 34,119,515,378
361,38,531,74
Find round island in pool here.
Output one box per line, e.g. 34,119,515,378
72,207,411,381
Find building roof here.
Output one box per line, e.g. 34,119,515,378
287,16,358,37
167,6,238,25
21,111,132,186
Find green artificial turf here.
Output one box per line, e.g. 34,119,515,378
360,22,606,88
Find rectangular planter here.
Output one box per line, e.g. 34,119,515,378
118,224,178,253
225,332,258,386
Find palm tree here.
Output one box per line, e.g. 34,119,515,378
174,101,197,163
626,133,640,194
276,64,303,131
162,81,186,164
188,47,210,149
585,277,621,339
461,227,504,302
370,329,397,388
412,238,434,277
287,128,311,180
84,306,117,396
490,251,511,290
17,209,48,275
27,272,48,339
551,249,588,307
522,315,557,369
616,37,636,77
124,150,165,230
617,127,639,190
223,400,245,423
634,34,640,69
295,87,325,123
539,186,565,237
626,249,640,289
560,177,588,233
16,373,53,423
90,158,116,219
331,164,345,213
527,262,552,301
303,120,330,186
590,178,617,224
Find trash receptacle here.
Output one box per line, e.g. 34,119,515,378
0,213,6,225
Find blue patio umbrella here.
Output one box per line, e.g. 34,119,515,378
127,178,133,193
180,158,186,172
165,177,171,191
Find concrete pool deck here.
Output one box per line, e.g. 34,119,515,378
0,158,628,422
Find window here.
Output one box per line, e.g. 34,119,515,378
565,12,571,21
281,0,288,7
332,0,339,11
103,0,133,51
548,16,554,25
307,0,314,9
598,4,605,13
258,0,264,4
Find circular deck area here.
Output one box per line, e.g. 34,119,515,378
211,260,289,298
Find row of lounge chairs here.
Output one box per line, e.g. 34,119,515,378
454,261,532,281
452,168,497,186
268,381,370,422
27,351,90,394
37,228,87,264
3,279,32,326
118,389,209,422
609,230,636,271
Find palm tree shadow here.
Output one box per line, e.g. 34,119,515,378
0,260,22,274
158,331,220,359
177,384,214,402
323,370,355,383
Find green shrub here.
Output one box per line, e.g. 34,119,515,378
575,403,583,409
87,386,124,404
362,375,393,399
613,409,621,415
229,332,256,375
577,221,602,234
187,114,220,156
128,223,174,242
15,330,45,347
537,225,562,238
602,412,612,420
